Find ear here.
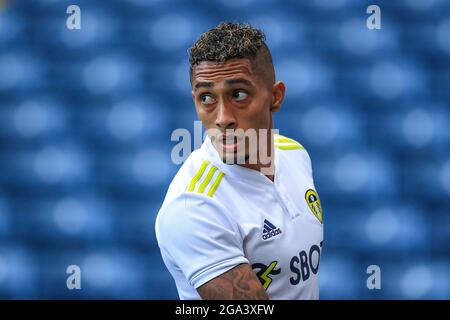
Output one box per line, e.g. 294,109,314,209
270,81,285,112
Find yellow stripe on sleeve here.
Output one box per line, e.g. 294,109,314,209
274,137,300,145
274,144,305,150
187,160,210,192
274,133,305,150
207,172,225,197
197,166,218,194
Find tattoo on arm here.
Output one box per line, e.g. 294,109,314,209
197,263,269,300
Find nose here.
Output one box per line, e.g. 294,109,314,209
215,100,236,130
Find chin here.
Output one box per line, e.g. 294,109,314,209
220,152,250,165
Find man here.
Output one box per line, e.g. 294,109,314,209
155,22,323,300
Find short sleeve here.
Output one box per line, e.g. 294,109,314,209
155,193,249,289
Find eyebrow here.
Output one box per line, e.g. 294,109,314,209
193,78,254,91
194,82,214,90
225,78,253,87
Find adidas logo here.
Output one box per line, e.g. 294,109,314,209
262,219,282,240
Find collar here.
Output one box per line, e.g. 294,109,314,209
201,134,280,185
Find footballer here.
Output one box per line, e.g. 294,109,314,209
155,22,323,300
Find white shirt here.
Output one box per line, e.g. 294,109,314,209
155,133,324,300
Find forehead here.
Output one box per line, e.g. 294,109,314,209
192,58,256,85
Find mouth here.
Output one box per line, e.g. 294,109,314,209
216,135,243,152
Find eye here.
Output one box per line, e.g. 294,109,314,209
200,94,215,105
233,90,248,101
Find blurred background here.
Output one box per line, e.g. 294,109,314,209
0,0,449,299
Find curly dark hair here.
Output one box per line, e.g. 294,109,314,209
188,22,274,82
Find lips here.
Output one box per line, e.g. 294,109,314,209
223,135,237,144
217,135,242,151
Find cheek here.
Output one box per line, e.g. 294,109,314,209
246,96,272,121
196,107,216,127
246,99,271,128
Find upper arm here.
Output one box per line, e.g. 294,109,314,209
197,263,269,300
156,194,249,290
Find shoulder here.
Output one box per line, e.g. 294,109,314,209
155,150,230,244
274,133,312,173
274,133,306,152
165,147,226,201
